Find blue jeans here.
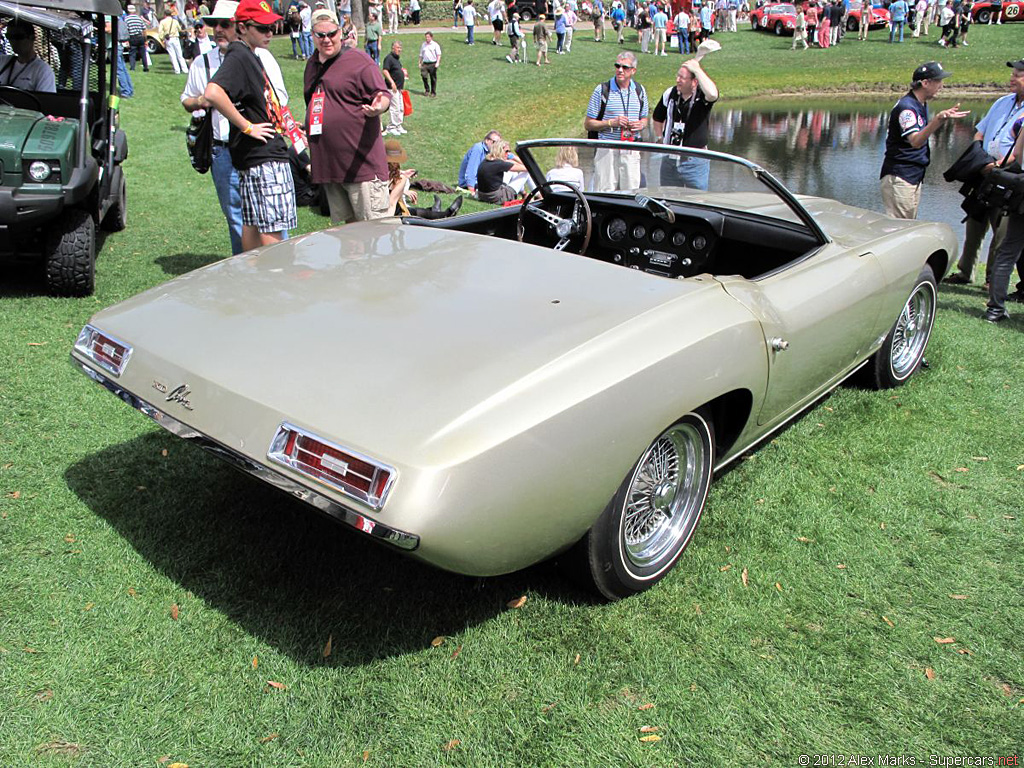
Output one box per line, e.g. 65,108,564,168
889,19,904,41
291,34,300,57
212,144,243,255
300,30,313,57
365,39,379,61
678,30,690,53
660,155,710,191
115,52,133,98
467,24,475,43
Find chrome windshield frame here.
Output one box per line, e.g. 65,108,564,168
515,138,831,246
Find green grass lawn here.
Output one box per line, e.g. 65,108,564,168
1,25,1022,766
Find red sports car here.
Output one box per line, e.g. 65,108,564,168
845,0,891,29
751,2,798,33
970,0,1024,22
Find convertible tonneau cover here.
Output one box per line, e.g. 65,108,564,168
0,0,121,19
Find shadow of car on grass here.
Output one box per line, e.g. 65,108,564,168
64,431,599,667
155,252,226,276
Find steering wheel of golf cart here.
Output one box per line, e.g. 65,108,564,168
0,86,42,112
516,180,593,255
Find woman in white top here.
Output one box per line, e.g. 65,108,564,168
545,146,586,189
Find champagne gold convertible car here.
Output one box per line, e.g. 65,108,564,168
71,140,956,600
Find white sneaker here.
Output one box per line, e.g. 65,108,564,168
506,54,513,62
396,126,408,134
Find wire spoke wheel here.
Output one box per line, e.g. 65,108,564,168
889,281,934,379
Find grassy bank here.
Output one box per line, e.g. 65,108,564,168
1,26,1022,766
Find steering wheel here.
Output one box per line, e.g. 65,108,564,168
516,180,593,254
0,86,42,112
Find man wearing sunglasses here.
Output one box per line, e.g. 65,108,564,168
303,8,392,223
204,0,296,251
182,0,289,255
584,52,649,192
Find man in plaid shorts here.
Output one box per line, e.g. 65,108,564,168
205,0,296,251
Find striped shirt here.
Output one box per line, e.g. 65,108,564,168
124,13,147,36
586,78,649,140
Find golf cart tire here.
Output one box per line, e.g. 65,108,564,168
45,208,96,297
101,172,127,232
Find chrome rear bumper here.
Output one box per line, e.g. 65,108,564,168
72,358,420,552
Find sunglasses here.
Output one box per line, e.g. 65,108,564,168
246,22,273,33
314,27,340,39
211,19,233,28
614,63,634,70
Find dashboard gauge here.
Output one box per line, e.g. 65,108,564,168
691,234,708,252
607,218,627,242
631,224,647,240
672,231,686,248
651,228,666,244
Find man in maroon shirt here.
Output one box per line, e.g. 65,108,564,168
303,8,392,223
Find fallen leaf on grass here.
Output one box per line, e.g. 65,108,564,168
927,471,951,488
83,602,94,611
795,536,814,543
949,594,967,600
837,564,847,570
957,648,973,656
775,582,782,592
430,636,445,647
156,757,172,764
127,588,137,597
27,342,46,347
266,680,287,690
36,741,82,756
719,564,731,572
258,733,279,744
1017,464,1024,471
882,616,895,628
694,603,702,614
6,491,21,499
741,568,749,587
363,750,370,762
64,534,76,543
639,735,662,743
1004,515,1016,520
506,595,527,609
322,634,333,658
639,726,659,733
1001,683,1013,697
934,637,955,644
447,643,462,660
573,653,580,665
638,702,655,711
690,683,697,691
23,647,38,653
971,456,989,462
34,689,53,702
1,462,11,469
442,739,460,751
925,668,936,680
252,655,258,669
170,604,179,621
161,449,168,457
880,522,886,530
169,763,189,768
541,702,557,713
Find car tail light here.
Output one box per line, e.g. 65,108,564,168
74,325,133,377
268,423,395,509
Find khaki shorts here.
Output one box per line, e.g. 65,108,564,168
324,178,391,224
537,40,548,52
879,174,922,220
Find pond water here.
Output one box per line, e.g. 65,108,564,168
706,97,995,244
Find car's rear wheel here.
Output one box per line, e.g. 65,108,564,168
520,7,534,20
866,264,937,389
976,8,991,22
774,20,784,34
752,15,759,28
847,15,858,30
45,208,96,297
101,172,127,232
146,37,161,55
579,412,715,600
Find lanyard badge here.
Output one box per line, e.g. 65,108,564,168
309,86,325,136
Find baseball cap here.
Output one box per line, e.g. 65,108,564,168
126,4,136,11
312,7,338,23
205,0,239,19
1008,58,1024,70
235,0,282,24
913,61,951,82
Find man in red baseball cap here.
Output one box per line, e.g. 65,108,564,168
205,0,296,251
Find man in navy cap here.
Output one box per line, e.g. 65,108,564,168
880,61,969,219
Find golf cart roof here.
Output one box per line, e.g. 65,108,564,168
0,0,122,19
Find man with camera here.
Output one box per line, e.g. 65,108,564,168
584,52,649,192
651,58,718,190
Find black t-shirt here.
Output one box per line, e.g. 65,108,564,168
881,91,930,185
382,52,405,90
652,86,714,148
209,41,289,170
477,158,513,194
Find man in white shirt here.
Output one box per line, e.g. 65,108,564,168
418,31,441,96
0,21,56,93
180,0,289,254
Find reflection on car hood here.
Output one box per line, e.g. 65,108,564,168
0,107,43,170
90,220,719,463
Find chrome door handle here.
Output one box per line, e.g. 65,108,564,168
770,337,790,352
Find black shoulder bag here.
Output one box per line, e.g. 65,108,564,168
186,54,214,174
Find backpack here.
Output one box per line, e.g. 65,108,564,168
185,54,213,174
587,79,646,140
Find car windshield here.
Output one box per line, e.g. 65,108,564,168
770,4,796,12
847,1,864,9
517,139,815,230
